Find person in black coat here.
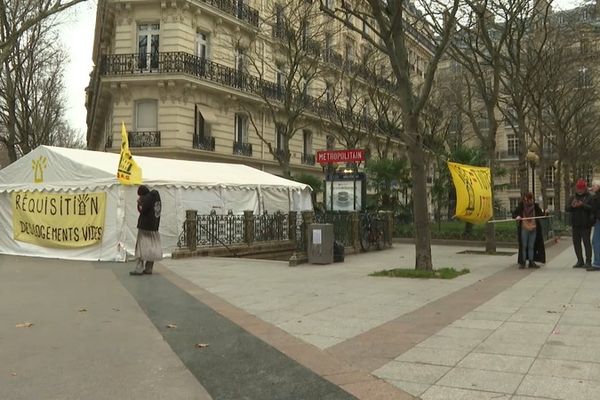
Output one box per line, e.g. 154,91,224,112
566,179,593,268
512,192,546,269
130,186,162,276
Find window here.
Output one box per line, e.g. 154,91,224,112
575,165,593,184
276,123,285,150
544,166,555,186
324,0,333,9
449,114,460,133
325,83,333,103
324,32,333,52
346,89,353,109
326,134,335,150
197,32,209,59
546,197,554,211
303,130,312,154
504,108,518,127
235,48,245,71
543,133,555,155
509,197,519,211
509,169,519,189
137,23,160,69
234,113,248,143
135,100,158,131
362,19,369,35
507,133,519,156
345,39,355,62
578,66,592,88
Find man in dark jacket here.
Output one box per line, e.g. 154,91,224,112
566,179,593,268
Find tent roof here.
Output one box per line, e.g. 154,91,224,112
0,146,310,192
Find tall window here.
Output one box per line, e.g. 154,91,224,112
324,32,333,52
138,23,160,69
326,134,335,150
578,66,592,88
276,123,285,150
325,83,333,103
507,133,519,156
575,165,593,184
135,100,158,131
234,113,248,143
509,198,520,211
197,32,209,59
303,130,312,154
544,166,555,186
235,48,245,71
345,39,354,62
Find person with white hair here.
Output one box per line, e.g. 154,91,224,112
588,180,600,271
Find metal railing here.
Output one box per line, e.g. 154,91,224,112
202,0,259,27
100,52,383,135
233,141,252,156
193,135,216,151
129,131,161,147
254,211,289,242
301,153,315,165
314,211,354,247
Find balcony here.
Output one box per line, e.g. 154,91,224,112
100,52,382,137
202,0,259,27
129,131,161,147
301,153,315,165
193,135,215,151
233,141,252,156
496,150,519,160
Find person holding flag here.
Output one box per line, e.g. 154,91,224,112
512,192,546,269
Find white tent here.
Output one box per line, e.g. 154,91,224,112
0,146,312,261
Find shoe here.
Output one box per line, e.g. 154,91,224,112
143,270,153,275
518,263,526,269
585,262,593,268
129,271,144,276
529,261,540,269
573,263,585,268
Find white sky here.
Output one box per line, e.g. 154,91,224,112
59,0,582,141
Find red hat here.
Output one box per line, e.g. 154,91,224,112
576,179,587,190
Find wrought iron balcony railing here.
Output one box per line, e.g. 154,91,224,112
100,52,385,136
301,153,315,165
129,130,161,147
193,135,216,151
233,141,252,156
202,0,259,27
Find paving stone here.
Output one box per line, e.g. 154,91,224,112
529,358,600,381
516,375,600,400
373,361,450,384
457,352,534,374
420,385,511,400
435,367,523,393
395,347,471,367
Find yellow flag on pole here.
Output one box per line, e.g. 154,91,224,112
117,122,142,185
447,162,492,224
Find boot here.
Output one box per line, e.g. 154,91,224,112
529,261,539,269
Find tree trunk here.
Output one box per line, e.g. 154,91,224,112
485,150,497,253
405,121,432,271
554,162,561,214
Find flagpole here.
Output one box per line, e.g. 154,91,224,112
487,215,551,224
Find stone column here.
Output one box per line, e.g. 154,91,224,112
186,210,198,251
243,210,255,245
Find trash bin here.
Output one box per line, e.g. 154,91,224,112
333,241,345,262
308,224,334,264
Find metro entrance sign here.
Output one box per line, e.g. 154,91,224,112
316,149,365,165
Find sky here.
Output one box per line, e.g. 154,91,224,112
59,0,582,141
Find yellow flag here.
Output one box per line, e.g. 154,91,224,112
117,122,142,185
447,162,492,224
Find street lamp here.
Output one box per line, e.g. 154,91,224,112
526,150,540,197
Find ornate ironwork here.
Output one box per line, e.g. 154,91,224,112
202,0,259,27
254,211,289,242
301,153,315,165
197,210,245,246
193,135,216,151
233,141,252,156
128,131,161,147
314,211,353,247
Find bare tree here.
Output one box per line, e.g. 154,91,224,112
0,0,88,71
0,14,80,161
320,0,461,270
242,0,329,178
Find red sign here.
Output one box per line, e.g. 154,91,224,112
316,149,365,165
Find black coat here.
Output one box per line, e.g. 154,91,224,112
589,192,600,222
566,192,593,228
512,202,546,264
137,191,161,231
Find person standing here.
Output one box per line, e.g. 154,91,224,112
566,178,593,269
130,186,162,276
512,192,546,269
588,181,600,271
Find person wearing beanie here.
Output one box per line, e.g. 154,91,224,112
566,178,593,268
512,192,546,269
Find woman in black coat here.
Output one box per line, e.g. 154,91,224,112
512,192,546,269
130,186,162,275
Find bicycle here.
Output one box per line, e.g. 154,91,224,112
359,212,384,251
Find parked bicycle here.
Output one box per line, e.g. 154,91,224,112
360,212,384,251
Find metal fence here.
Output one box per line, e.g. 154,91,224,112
254,211,289,242
314,211,354,247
